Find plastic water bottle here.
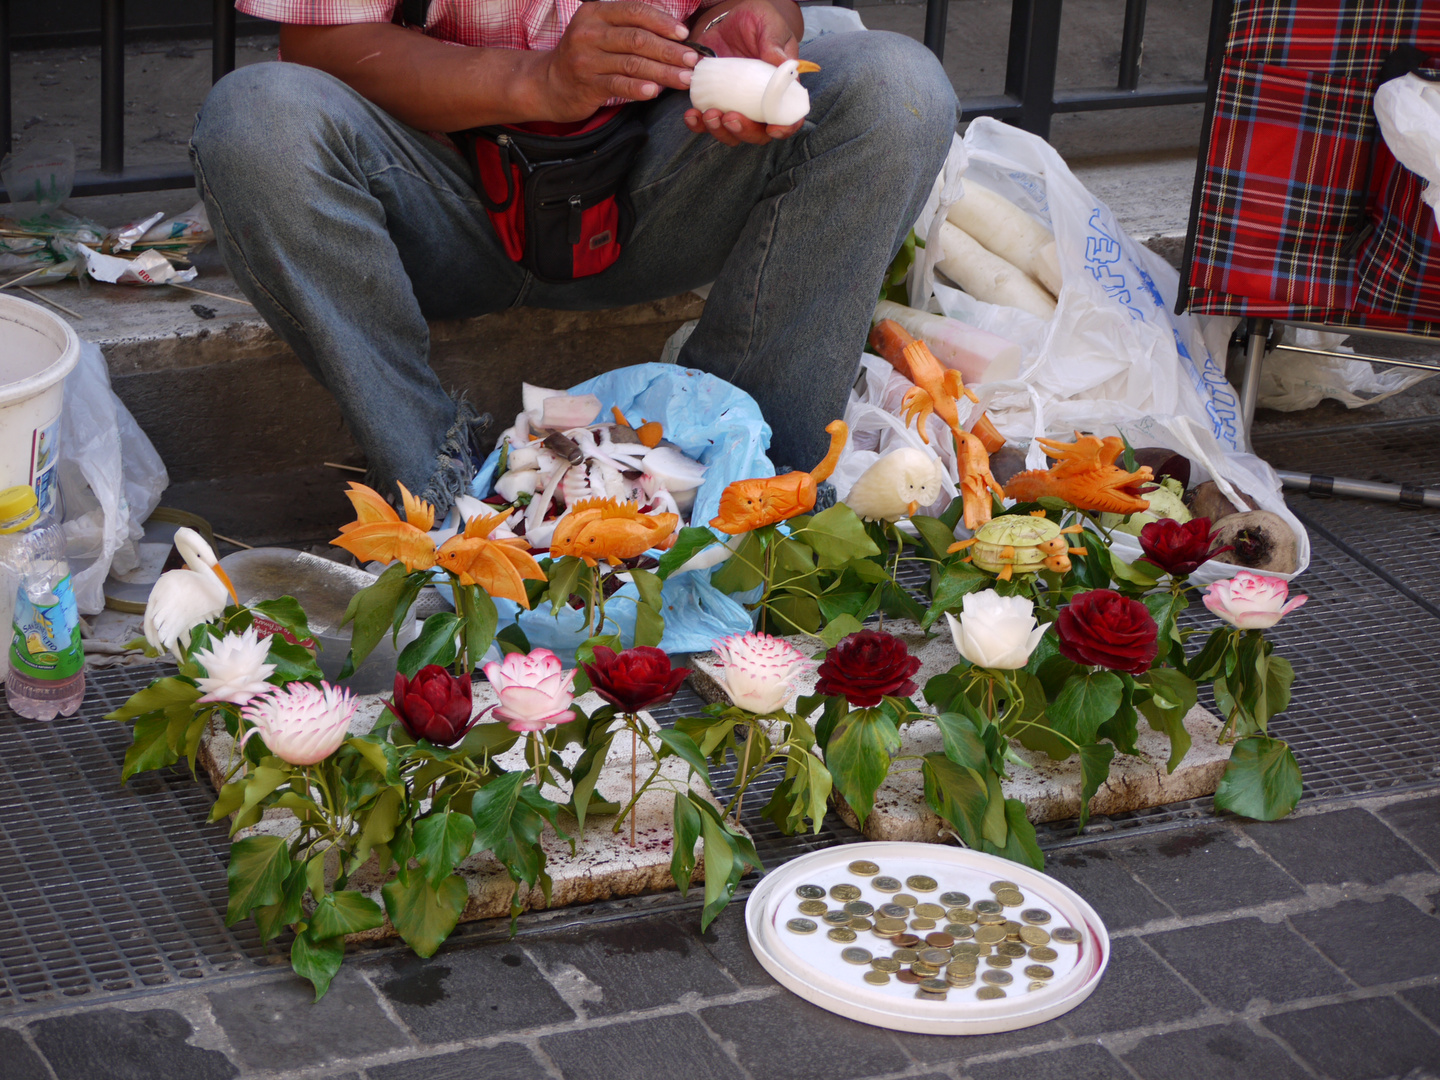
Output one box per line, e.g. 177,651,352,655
0,485,85,719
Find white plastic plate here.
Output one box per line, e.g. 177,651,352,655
746,841,1109,1034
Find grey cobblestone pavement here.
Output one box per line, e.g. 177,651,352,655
1,788,1437,1079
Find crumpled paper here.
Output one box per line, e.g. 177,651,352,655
76,243,197,286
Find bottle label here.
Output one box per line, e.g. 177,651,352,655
11,574,84,680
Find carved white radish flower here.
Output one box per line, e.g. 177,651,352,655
711,633,814,715
240,682,356,766
945,589,1047,670
193,626,276,705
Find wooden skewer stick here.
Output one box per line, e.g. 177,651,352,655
20,287,83,319
167,283,255,307
323,462,367,474
212,533,254,550
0,266,51,290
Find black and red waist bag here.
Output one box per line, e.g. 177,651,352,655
455,105,647,283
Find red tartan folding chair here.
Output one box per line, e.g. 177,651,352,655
1178,0,1440,506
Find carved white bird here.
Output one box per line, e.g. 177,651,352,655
688,57,822,127
844,448,945,522
143,527,240,662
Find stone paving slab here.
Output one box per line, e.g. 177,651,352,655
688,618,1230,837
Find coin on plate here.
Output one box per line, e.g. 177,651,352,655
892,933,922,949
1021,908,1051,925
909,917,937,931
919,948,951,965
1052,926,1083,945
786,918,817,934
976,985,1006,1000
830,883,862,901
945,923,975,940
863,970,891,986
1029,946,1059,963
848,860,881,876
919,978,949,993
911,961,940,978
850,917,874,931
872,876,902,893
1028,980,1048,992
892,948,920,964
947,959,978,976
796,884,826,900
951,941,981,957
828,927,858,943
981,969,1013,986
989,879,1019,892
822,910,852,926
985,954,1012,968
842,947,873,965
873,917,906,934
879,903,910,920
974,925,1006,945
892,893,919,909
872,956,902,973
977,913,1006,926
1005,921,1025,940
925,932,955,949
940,891,970,907
997,942,1028,959
797,899,827,916
995,889,1025,908
974,899,1003,915
946,972,976,988
844,900,875,917
896,969,922,984
1020,925,1051,946
906,874,939,892
914,902,947,920
947,907,979,924
1025,964,1055,980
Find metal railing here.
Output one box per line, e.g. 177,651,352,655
0,0,1216,200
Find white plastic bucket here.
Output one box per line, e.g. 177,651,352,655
0,295,80,515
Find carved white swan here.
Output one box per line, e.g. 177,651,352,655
688,57,822,127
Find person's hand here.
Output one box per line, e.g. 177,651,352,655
538,1,699,121
682,0,806,146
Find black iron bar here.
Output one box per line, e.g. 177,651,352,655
1003,0,1063,138
922,0,950,61
0,0,10,163
213,0,236,84
1117,0,1147,91
100,0,124,174
1052,84,1207,111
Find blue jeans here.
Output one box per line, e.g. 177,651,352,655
190,31,956,513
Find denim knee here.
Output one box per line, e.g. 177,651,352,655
806,30,958,153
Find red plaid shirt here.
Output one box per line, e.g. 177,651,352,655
236,0,712,52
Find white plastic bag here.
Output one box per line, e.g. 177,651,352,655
1375,72,1440,229
1257,326,1434,411
59,341,169,613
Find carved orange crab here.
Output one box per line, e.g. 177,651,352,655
947,510,1088,581
710,420,848,534
1003,434,1154,515
550,498,679,567
434,507,547,606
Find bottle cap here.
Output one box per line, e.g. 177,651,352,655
0,486,40,534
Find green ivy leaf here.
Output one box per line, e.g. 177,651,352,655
921,753,989,849
252,596,314,645
1214,735,1302,820
310,890,386,939
981,770,1008,846
122,712,179,781
1110,555,1161,590
633,597,666,648
1048,671,1124,746
495,621,531,656
381,873,468,958
922,561,992,629
983,798,1044,870
711,531,765,594
546,555,585,613
798,505,881,568
460,587,498,674
252,864,307,943
824,707,902,827
398,612,462,677
1076,743,1116,829
818,613,864,648
291,927,345,1001
670,792,702,896
910,514,959,561
763,590,822,636
656,729,710,785
930,711,988,771
342,562,411,668
413,810,477,889
1074,531,1113,591
106,676,202,723
265,637,324,684
699,810,735,929
568,732,613,835
226,834,292,925
658,527,721,580
355,786,404,867
1097,698,1140,757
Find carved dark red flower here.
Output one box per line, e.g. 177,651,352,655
1138,517,1231,577
1056,589,1159,675
582,645,689,713
390,664,476,746
815,630,921,708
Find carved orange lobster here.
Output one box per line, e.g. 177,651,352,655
1003,433,1154,515
710,420,848,534
550,497,679,567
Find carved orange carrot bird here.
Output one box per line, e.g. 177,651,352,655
331,482,438,572
434,507,546,607
709,420,848,534
1003,433,1153,515
550,498,679,567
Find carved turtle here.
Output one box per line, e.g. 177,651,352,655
947,511,1087,581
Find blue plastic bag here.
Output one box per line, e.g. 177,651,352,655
470,363,772,662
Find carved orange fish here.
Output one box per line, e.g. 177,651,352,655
332,481,437,572
435,507,547,606
550,498,680,567
710,420,848,535
1003,433,1154,514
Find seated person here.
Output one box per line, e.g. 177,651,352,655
193,0,956,513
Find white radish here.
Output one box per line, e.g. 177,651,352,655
507,443,540,472
945,183,1063,296
496,469,542,503
935,221,1057,322
527,463,568,537
522,383,565,429
541,393,602,429
873,300,1022,384
641,446,708,493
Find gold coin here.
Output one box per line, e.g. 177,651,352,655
974,925,1005,945
892,893,919,909
947,907,978,924
989,879,1019,893
974,900,1003,915
995,890,1026,908
947,960,978,976
1020,926,1051,947
1025,964,1055,980
786,918,817,934
919,978,949,993
1052,926,1083,945
911,961,940,978
822,910,852,926
871,957,902,973
848,860,881,877
878,903,910,920
906,875,939,892
914,902,947,920
872,876,902,893
841,947,873,965
981,969,1013,986
944,923,975,940
796,884,826,900
997,942,1028,958
849,917,874,932
827,927,858,943
1005,921,1025,941
985,954,1012,968
951,942,982,958
909,917,937,932
977,913,1006,926
916,988,948,1001
844,900,875,917
892,948,920,964
797,899,827,916
896,969,922,985
830,883,862,901
925,932,955,949
1021,908,1051,925
1028,980,1048,992
946,973,976,988
939,891,970,907
892,933,922,949
918,948,951,965
873,917,906,934
863,970,890,986
1029,946,1059,963
976,986,1006,1000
